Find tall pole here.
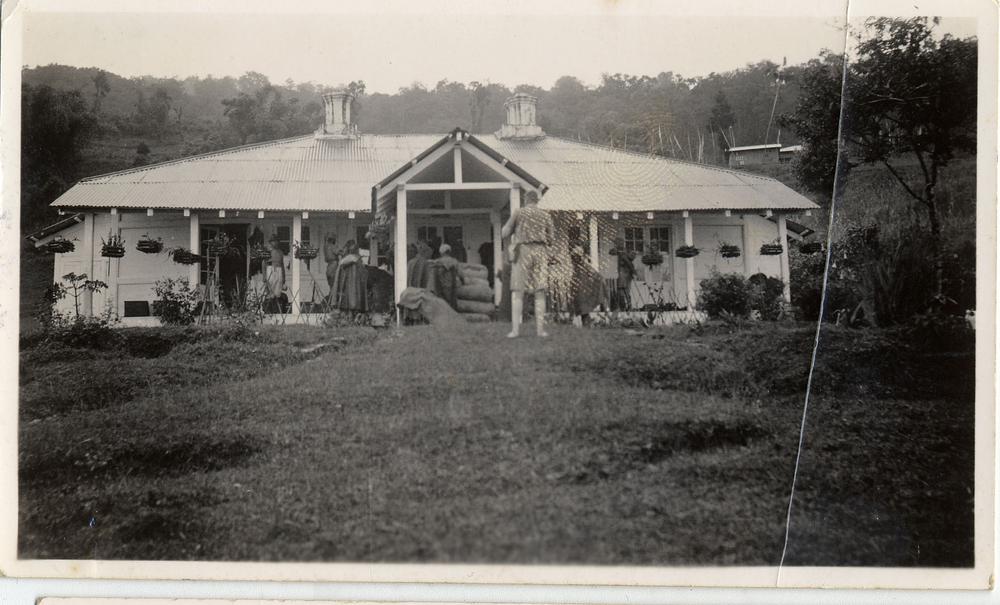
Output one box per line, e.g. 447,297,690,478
394,186,408,324
776,213,792,303
508,184,521,332
491,210,503,306
188,211,200,289
82,212,95,317
292,213,302,318
684,211,695,310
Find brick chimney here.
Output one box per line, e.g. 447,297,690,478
316,89,357,139
495,92,544,140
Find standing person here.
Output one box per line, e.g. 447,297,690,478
333,240,368,312
267,235,287,311
501,189,554,338
616,248,638,311
478,239,495,288
569,244,605,326
323,234,340,303
433,243,461,309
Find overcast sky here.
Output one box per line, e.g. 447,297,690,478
21,2,977,92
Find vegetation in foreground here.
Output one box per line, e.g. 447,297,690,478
19,321,974,566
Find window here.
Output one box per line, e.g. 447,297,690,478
623,227,644,253
649,226,671,252
123,300,151,317
275,226,291,254
301,226,311,247
199,226,219,286
416,226,438,244
355,226,369,248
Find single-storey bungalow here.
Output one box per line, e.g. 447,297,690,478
30,91,819,325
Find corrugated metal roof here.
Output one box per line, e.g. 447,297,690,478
725,143,783,152
53,132,818,213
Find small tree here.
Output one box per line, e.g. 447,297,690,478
47,272,108,320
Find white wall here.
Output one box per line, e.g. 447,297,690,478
42,211,373,320
593,213,786,307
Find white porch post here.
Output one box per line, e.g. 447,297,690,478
508,184,521,331
589,215,600,271
291,213,302,317
453,145,463,183
776,212,792,303
108,210,120,318
509,183,521,213
82,212,95,316
188,211,200,289
394,185,408,323
491,210,502,305
683,211,695,309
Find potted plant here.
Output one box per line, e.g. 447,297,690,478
719,243,741,258
45,236,75,254
293,240,319,260
136,234,164,254
760,240,784,255
641,247,664,267
101,233,126,258
799,241,823,254
204,232,242,257
675,244,700,258
169,247,201,265
249,243,271,262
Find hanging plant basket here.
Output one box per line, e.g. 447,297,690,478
136,236,164,254
720,244,741,258
675,245,700,258
101,245,125,258
170,248,201,265
249,244,271,262
641,250,664,266
45,237,75,254
100,234,126,258
293,241,319,260
760,243,784,256
799,241,823,254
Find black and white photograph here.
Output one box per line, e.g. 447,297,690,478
1,0,995,591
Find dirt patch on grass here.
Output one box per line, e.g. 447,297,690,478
22,432,266,486
570,324,974,402
552,418,768,485
19,324,378,420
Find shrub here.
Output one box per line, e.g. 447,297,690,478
698,272,752,318
699,272,788,320
747,273,785,320
904,310,975,352
42,315,121,350
152,278,200,325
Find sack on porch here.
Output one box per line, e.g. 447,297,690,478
397,287,465,327
456,283,494,303
459,262,489,282
456,299,496,315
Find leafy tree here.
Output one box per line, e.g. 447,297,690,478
779,51,847,196
91,70,111,113
782,17,977,298
21,84,97,228
469,81,492,133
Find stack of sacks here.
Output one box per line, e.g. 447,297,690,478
456,262,495,321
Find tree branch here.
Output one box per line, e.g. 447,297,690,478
881,159,929,207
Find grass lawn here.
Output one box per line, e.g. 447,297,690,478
18,320,974,565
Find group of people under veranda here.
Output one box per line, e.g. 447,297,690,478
254,189,606,335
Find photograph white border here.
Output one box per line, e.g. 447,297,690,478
0,0,995,592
